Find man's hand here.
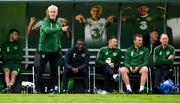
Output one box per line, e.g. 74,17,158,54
107,15,116,23
168,55,174,60
75,15,85,23
123,6,132,11
72,68,79,74
108,62,114,69
62,26,69,32
29,17,36,25
156,6,165,11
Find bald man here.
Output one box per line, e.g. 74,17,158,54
153,33,175,94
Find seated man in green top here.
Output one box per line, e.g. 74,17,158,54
96,36,121,94
153,33,175,94
119,34,149,94
1,29,23,92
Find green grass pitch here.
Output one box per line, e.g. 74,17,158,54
0,94,180,103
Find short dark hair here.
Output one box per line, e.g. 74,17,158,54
91,5,102,11
9,29,19,35
75,38,85,45
108,36,118,41
137,4,149,8
133,34,142,40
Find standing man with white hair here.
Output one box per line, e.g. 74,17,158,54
36,5,69,93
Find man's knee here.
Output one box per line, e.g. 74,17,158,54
119,67,129,74
3,68,10,73
11,71,18,76
139,66,148,74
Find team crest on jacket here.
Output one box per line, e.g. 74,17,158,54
131,51,134,56
159,51,162,55
14,46,17,50
139,51,144,54
113,52,117,56
147,17,152,21
81,53,86,57
6,47,10,52
17,68,20,72
166,51,170,55
105,52,108,55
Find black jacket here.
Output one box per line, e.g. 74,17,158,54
64,46,90,70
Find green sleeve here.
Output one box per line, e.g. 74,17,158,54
41,20,61,35
96,50,106,65
15,42,23,61
137,48,150,68
163,49,175,65
124,49,131,68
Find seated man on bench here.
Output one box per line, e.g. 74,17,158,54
1,29,23,92
62,39,90,93
119,34,149,94
95,36,121,94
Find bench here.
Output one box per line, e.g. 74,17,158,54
0,48,179,93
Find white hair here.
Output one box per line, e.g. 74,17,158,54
48,5,58,12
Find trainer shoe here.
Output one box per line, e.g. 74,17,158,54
125,90,133,94
62,89,68,94
100,90,109,94
96,89,103,94
85,89,90,94
138,90,146,94
53,86,59,94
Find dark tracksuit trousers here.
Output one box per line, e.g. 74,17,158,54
96,64,116,92
35,51,59,92
63,67,89,91
154,66,171,88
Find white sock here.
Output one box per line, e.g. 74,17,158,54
139,85,144,91
126,84,132,92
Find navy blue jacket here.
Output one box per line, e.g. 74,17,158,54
64,46,90,70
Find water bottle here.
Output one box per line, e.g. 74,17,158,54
106,58,111,64
113,74,120,82
68,78,74,91
174,84,179,94
44,87,48,94
54,86,59,94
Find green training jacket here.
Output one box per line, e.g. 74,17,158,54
153,45,175,68
1,41,23,64
124,45,149,68
96,47,121,70
39,17,62,52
